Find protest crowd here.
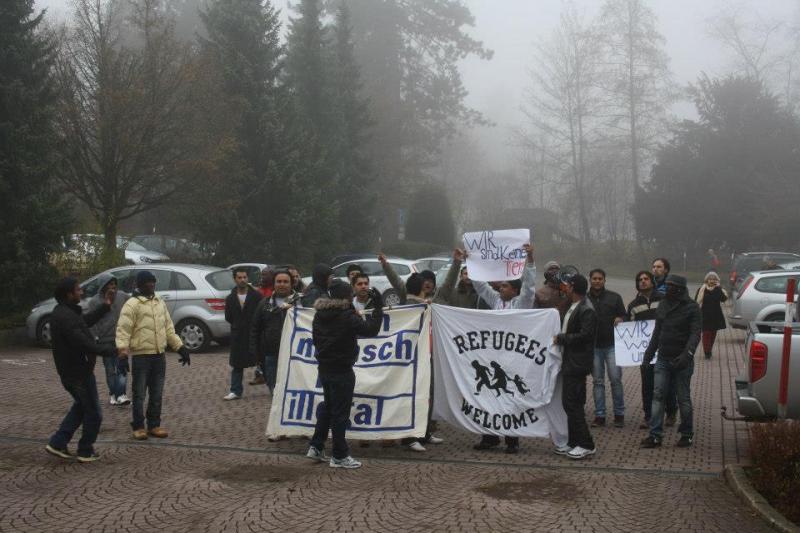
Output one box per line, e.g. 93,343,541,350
45,239,715,470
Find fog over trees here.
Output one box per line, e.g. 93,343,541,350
4,0,800,312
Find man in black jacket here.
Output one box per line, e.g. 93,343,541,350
307,282,384,469
641,274,702,448
223,267,263,400
301,264,333,307
250,270,301,395
588,269,627,427
46,277,115,463
553,274,598,460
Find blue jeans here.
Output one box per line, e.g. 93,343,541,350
649,358,694,439
263,354,278,393
131,354,166,430
49,374,102,455
310,370,356,460
593,346,624,417
230,367,244,396
102,355,127,398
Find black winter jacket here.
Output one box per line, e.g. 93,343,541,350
588,288,626,348
51,301,113,382
644,293,702,361
626,291,663,322
224,286,263,368
312,297,383,374
556,298,598,377
250,292,301,359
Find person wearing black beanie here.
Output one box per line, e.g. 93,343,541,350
306,281,384,469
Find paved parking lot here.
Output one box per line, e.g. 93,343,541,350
0,297,771,532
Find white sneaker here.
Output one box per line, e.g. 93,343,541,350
408,441,426,452
109,396,118,406
553,444,572,456
305,446,328,463
116,394,131,406
330,456,362,469
567,446,596,460
427,435,444,444
223,392,241,401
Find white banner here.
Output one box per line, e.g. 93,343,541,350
614,320,656,367
266,305,431,440
463,228,530,281
431,304,568,442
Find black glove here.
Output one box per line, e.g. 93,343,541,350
369,287,384,309
117,357,130,376
671,351,691,371
177,346,191,366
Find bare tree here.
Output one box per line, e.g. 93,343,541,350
708,8,785,84
55,0,195,250
520,5,602,243
598,0,674,197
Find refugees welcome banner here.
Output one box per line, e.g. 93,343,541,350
266,305,431,440
431,304,568,439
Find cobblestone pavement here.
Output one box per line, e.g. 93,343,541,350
0,306,769,532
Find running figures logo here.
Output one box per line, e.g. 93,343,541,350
471,360,529,397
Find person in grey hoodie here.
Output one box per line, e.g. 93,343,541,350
89,273,130,406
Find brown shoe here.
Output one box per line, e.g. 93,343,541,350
665,414,677,427
613,415,625,428
148,427,168,438
132,429,148,440
249,375,266,385
590,417,606,427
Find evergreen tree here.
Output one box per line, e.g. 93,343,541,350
0,0,69,312
197,0,339,265
330,2,375,250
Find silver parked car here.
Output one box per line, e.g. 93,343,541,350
26,264,236,352
729,269,800,328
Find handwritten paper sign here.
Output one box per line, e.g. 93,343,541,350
463,229,530,282
614,320,655,366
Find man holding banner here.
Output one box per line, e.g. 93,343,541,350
306,282,384,469
553,273,598,459
461,233,538,453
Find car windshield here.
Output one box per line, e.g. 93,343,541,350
206,270,236,291
125,241,147,251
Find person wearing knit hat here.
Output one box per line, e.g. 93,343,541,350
116,269,191,441
641,272,701,449
306,281,384,469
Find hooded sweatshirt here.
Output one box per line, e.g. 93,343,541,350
88,273,130,346
311,296,383,374
301,264,333,307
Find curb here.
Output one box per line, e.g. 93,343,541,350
724,465,800,533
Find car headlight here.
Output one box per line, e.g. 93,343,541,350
140,256,152,263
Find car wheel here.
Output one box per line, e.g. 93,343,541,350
177,318,211,353
383,289,401,307
36,316,52,347
765,312,785,323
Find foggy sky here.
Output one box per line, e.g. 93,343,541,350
35,0,799,167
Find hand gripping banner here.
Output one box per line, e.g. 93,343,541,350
431,304,568,439
266,304,431,440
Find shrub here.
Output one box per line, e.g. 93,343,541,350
748,420,800,524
